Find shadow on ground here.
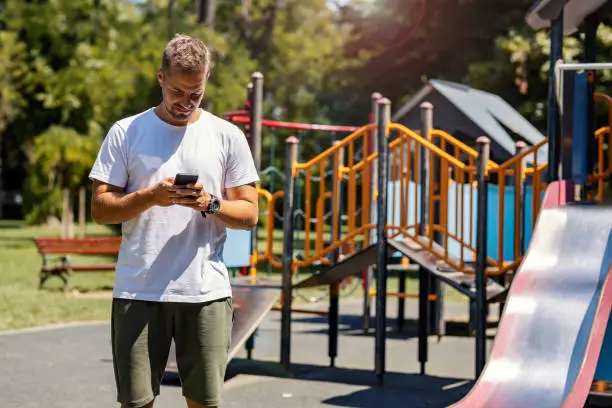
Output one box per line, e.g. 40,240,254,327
164,359,473,407
291,312,499,340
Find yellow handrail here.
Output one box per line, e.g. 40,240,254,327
294,124,376,170
389,124,470,169
255,187,283,269
430,129,499,169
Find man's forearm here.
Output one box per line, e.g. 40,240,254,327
214,199,258,230
92,188,155,225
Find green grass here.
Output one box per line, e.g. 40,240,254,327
0,220,117,331
0,219,466,332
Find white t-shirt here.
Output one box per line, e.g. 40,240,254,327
89,108,260,303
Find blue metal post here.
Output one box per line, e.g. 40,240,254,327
547,10,563,182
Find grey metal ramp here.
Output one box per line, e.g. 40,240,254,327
387,237,505,302
450,205,612,408
165,279,280,373
293,245,379,289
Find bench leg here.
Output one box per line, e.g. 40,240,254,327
62,256,71,293
62,273,70,293
39,271,49,290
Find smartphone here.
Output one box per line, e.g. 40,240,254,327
173,173,199,186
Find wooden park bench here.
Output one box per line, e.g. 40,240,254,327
33,236,121,292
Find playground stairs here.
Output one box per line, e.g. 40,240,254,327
387,237,505,302
289,121,515,305
263,97,611,307
295,236,506,304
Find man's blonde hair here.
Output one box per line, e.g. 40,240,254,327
161,34,211,78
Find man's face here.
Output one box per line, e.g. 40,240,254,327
157,66,207,123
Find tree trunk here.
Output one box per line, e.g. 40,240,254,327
78,187,86,238
0,133,4,220
197,0,216,30
168,0,176,40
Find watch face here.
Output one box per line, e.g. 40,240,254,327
208,195,220,213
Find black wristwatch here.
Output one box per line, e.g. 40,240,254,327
201,194,220,218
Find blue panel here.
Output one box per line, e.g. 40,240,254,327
377,181,421,257
595,314,612,381
222,228,252,268
486,184,518,261
572,72,589,186
523,186,534,253
446,180,477,260
386,180,421,227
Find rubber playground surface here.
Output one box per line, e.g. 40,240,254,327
0,298,481,408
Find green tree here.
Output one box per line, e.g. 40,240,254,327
327,0,537,123
0,30,27,218
23,125,102,225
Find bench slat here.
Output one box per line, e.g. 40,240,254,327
34,236,121,256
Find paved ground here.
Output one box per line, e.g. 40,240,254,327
0,297,492,407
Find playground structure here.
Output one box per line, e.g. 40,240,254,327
193,12,612,402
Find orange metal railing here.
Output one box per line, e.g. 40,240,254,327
251,110,611,279
430,129,499,171
591,126,611,199
386,123,489,274
486,141,548,274
254,187,284,269
291,124,377,268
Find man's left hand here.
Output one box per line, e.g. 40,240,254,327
171,183,211,211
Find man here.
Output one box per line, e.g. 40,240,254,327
89,34,260,408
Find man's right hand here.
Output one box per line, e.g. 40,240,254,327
149,177,181,207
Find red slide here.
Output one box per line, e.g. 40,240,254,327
450,181,612,408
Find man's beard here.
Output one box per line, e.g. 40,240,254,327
165,101,193,121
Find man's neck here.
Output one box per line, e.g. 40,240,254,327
154,104,201,126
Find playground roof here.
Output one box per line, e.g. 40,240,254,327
526,0,611,34
391,79,548,163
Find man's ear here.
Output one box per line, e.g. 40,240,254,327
157,68,164,86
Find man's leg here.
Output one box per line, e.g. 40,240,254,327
111,298,174,408
175,297,234,408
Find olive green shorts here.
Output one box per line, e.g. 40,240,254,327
111,297,234,407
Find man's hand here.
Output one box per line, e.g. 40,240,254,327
173,182,211,211
149,177,187,207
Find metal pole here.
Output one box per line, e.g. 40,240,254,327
329,141,344,368
364,92,382,334
281,136,299,372
516,141,527,259
556,62,612,71
249,74,263,279
244,79,258,356
421,102,444,340
560,69,575,182
250,72,263,172
417,102,432,375
475,136,490,378
419,102,432,237
375,97,391,386
584,15,598,179
547,11,563,182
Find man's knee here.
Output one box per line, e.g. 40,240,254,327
186,396,216,408
121,402,154,408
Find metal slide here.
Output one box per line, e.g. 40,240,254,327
449,205,612,408
165,277,281,374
